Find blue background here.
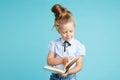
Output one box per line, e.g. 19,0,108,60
0,0,120,80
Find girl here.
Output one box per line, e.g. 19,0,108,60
47,4,86,80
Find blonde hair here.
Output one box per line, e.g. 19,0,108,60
51,4,75,31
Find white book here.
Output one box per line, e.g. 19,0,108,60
44,56,80,74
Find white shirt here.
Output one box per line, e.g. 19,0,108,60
48,38,86,70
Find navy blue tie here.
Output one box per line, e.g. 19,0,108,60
63,41,71,52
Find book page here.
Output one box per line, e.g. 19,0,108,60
44,66,65,74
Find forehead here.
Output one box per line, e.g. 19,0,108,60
62,22,74,29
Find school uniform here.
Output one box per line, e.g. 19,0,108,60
48,38,86,80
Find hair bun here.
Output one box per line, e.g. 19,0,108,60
51,4,71,20
51,4,75,29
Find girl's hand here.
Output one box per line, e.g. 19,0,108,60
63,56,73,65
64,56,74,70
63,57,69,65
60,72,69,77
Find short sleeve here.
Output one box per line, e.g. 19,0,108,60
77,42,86,56
48,41,55,52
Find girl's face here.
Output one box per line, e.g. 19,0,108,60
58,22,75,41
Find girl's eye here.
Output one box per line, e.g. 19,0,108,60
70,31,73,33
62,32,66,34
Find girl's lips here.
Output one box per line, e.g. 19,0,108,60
65,38,71,40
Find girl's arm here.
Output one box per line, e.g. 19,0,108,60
47,52,69,66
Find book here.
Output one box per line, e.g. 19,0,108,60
44,56,80,74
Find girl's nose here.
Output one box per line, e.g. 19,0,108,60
67,32,70,36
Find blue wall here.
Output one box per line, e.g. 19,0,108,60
0,0,120,80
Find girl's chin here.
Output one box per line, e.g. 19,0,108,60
65,38,72,41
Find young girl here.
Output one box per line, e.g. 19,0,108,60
47,4,86,80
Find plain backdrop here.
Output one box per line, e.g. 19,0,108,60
0,0,120,80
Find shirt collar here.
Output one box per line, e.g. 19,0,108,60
60,38,74,45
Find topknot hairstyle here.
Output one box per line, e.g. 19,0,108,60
51,4,75,30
